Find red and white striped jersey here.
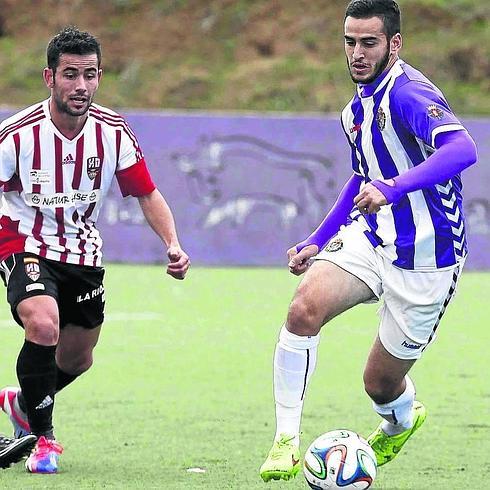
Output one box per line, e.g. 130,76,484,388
0,99,155,266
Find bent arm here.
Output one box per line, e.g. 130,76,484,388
371,130,477,204
296,173,362,252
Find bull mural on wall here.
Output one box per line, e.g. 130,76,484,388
172,134,337,231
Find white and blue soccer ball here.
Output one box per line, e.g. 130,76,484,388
303,429,377,489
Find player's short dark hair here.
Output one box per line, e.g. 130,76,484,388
47,26,101,72
345,0,401,39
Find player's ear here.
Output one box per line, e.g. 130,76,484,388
43,67,55,89
390,33,402,54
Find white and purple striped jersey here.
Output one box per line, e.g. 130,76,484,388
0,99,155,266
341,59,467,270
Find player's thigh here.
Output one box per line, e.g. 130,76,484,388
288,259,375,335
17,295,60,343
287,221,382,335
378,262,463,360
314,221,383,301
57,263,105,329
55,264,105,369
0,253,60,336
56,324,102,369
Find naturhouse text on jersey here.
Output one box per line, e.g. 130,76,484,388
25,190,101,208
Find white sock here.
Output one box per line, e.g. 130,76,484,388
372,376,416,436
273,325,319,446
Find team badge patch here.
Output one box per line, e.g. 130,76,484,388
325,237,343,253
376,107,386,131
87,157,101,180
427,104,444,120
24,257,40,282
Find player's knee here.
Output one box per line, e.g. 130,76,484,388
58,350,94,375
72,356,93,375
22,313,59,345
287,297,321,336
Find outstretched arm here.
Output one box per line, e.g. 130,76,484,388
288,173,362,275
138,189,190,280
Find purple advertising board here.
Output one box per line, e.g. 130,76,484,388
1,109,489,269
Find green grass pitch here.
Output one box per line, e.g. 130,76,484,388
0,265,488,489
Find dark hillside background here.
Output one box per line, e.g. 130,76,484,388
0,0,488,113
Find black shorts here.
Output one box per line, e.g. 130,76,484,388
0,252,105,329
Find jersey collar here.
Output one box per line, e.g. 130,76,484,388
43,98,90,142
357,58,404,98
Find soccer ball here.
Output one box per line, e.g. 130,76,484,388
303,429,377,489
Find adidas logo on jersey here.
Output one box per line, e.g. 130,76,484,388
35,395,54,410
62,153,75,165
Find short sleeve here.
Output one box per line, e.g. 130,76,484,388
115,158,156,197
0,134,17,186
116,124,144,172
392,81,465,147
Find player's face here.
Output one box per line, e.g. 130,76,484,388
344,16,401,84
44,53,101,117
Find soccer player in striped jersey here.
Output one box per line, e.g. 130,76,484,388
260,0,477,482
0,26,190,474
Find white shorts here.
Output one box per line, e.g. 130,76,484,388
315,221,464,360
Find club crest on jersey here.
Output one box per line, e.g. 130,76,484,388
87,157,101,180
325,237,343,253
376,107,386,131
24,260,40,282
427,104,444,120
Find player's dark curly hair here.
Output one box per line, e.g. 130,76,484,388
345,0,401,39
47,26,101,72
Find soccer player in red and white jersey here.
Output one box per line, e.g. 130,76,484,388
0,26,190,474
